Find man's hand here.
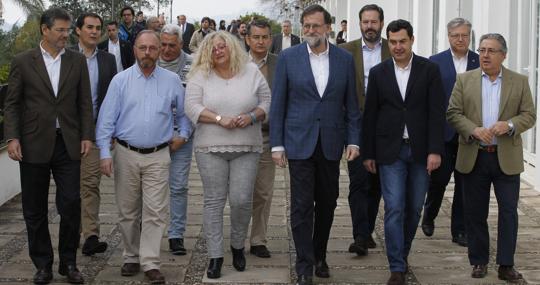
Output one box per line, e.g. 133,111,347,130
345,146,360,161
7,139,23,161
490,121,510,136
169,137,187,152
81,140,92,158
472,127,494,145
427,153,441,175
272,151,287,168
218,116,237,129
100,158,113,177
363,159,377,174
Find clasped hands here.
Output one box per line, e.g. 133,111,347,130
473,121,511,145
218,114,254,129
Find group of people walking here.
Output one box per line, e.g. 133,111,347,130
2,3,536,285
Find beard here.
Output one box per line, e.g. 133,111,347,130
138,57,156,69
303,34,326,49
362,28,382,43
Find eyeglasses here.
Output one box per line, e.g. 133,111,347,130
302,23,323,31
477,48,504,55
449,33,470,40
136,45,159,52
53,28,73,34
212,44,227,54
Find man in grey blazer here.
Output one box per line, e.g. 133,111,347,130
270,19,301,54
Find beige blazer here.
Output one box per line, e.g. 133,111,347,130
447,67,536,175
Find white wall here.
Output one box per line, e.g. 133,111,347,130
0,148,21,206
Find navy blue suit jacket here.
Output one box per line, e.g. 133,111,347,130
429,49,479,141
269,42,361,161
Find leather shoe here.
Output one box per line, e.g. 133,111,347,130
169,238,187,255
231,246,246,271
250,245,271,258
33,268,53,284
387,271,405,285
366,235,377,248
144,269,165,284
206,257,223,279
421,222,434,237
120,263,140,276
498,265,523,281
82,235,108,256
452,233,467,247
471,264,488,278
296,274,313,285
348,236,368,256
315,260,330,278
58,264,84,284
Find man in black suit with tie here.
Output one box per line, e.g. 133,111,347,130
98,21,135,71
362,19,445,285
177,14,195,54
4,8,94,284
72,12,117,257
270,19,301,54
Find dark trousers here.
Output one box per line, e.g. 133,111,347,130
347,157,381,239
20,133,81,270
462,151,520,266
288,141,340,276
423,136,466,237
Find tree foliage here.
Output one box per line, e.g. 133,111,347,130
238,12,281,35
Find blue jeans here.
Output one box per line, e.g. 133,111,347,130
168,139,194,239
379,143,429,272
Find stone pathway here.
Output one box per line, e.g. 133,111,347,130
0,158,539,284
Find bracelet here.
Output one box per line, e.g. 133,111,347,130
249,112,257,125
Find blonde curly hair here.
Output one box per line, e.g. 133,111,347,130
188,31,249,78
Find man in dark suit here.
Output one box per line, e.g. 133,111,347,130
270,5,360,285
270,19,301,54
421,18,479,247
447,33,536,281
339,3,390,255
362,19,445,285
336,19,347,45
177,14,195,54
98,21,135,71
72,12,117,257
3,7,94,284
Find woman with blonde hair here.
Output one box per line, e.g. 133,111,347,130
185,31,271,279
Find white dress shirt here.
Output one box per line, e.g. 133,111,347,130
451,50,468,74
362,38,382,92
393,55,413,139
307,42,329,97
108,39,123,72
282,33,292,50
40,41,64,128
481,70,502,145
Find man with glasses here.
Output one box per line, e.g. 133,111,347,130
119,6,144,45
270,5,360,285
447,33,536,281
3,7,93,284
421,18,479,247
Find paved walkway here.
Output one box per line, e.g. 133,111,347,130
0,159,539,284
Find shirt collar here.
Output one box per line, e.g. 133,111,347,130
134,62,158,79
451,49,469,60
283,33,291,38
40,41,65,60
361,38,382,50
307,40,330,57
109,38,119,45
248,51,268,67
393,54,414,71
481,69,503,80
78,43,98,59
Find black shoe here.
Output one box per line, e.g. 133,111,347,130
452,233,467,247
58,264,84,284
231,246,246,271
315,260,330,278
82,235,108,256
250,245,271,258
120,263,140,276
169,238,187,255
387,272,405,285
144,269,166,284
471,264,488,278
348,236,368,256
498,265,523,281
33,268,53,284
296,275,313,285
206,257,223,279
421,222,434,237
366,235,377,248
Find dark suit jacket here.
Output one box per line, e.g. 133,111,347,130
336,31,346,45
363,54,445,165
269,43,361,161
429,49,479,141
264,53,278,88
339,38,391,111
182,22,195,54
270,33,301,54
3,48,94,163
98,39,135,70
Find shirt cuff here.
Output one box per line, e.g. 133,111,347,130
100,146,111,159
347,144,360,149
271,146,285,152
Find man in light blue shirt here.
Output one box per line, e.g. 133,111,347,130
96,30,192,284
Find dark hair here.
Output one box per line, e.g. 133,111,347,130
359,4,384,22
247,19,271,36
107,21,118,27
75,12,103,32
201,16,210,24
136,11,143,16
120,7,135,17
386,19,413,39
300,4,332,25
40,7,71,35
341,19,347,24
209,19,216,27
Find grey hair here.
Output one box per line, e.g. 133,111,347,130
479,33,508,53
134,30,160,45
446,17,472,33
161,24,183,44
282,19,292,25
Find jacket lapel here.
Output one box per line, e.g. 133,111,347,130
471,69,483,125
383,59,402,103
322,44,336,97
31,48,55,97
300,43,320,97
498,67,512,118
466,50,478,70
404,55,419,101
58,50,75,100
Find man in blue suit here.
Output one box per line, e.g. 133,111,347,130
269,5,361,285
421,18,479,247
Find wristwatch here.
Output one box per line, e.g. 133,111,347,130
507,120,514,134
215,115,222,124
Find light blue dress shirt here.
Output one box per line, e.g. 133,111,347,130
362,39,382,92
79,44,99,119
96,64,193,159
481,71,502,145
